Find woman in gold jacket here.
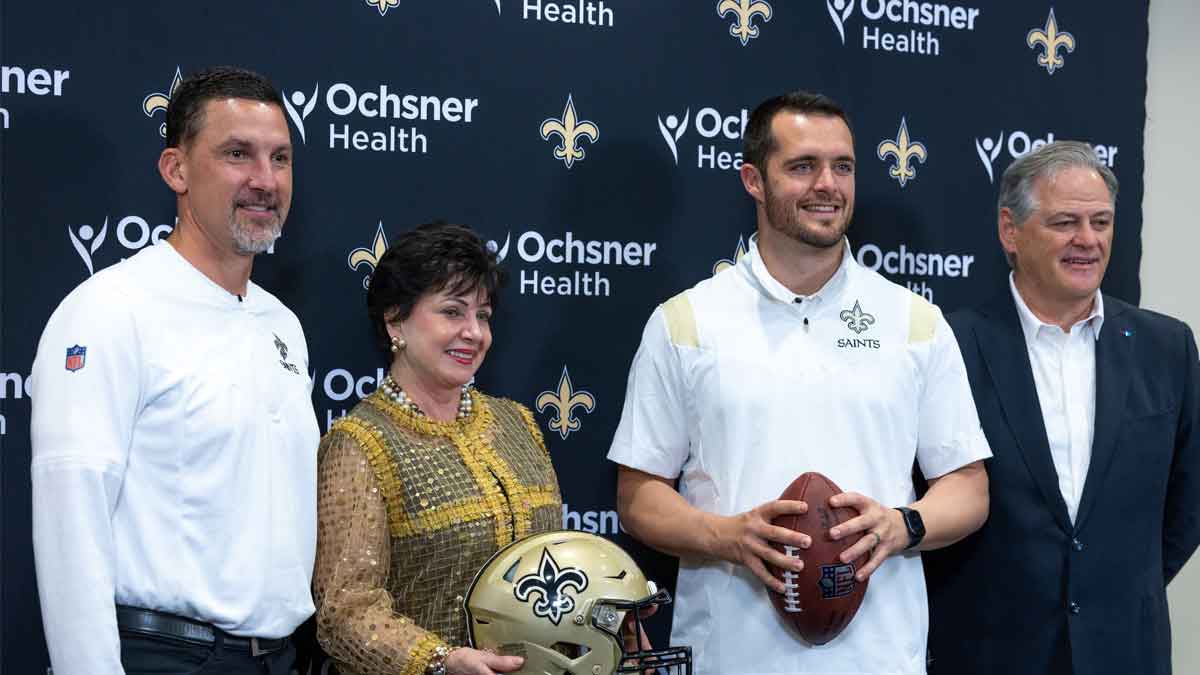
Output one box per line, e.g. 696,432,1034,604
313,222,561,675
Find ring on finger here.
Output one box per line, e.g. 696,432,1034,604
870,531,881,549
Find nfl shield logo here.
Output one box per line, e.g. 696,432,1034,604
818,563,857,600
65,345,87,372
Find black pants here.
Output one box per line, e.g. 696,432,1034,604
119,632,296,675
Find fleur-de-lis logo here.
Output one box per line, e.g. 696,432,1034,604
718,0,773,46
513,549,589,625
540,95,599,169
536,366,596,440
1027,8,1075,75
839,300,876,334
365,0,400,16
273,333,289,360
348,222,390,290
712,236,748,276
143,67,183,138
876,117,928,188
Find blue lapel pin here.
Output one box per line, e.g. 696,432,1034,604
1123,329,1134,337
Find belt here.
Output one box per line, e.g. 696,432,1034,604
116,606,288,657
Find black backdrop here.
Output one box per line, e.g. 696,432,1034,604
1,1,1148,671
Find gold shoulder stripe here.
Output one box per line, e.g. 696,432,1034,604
662,292,698,348
908,293,939,344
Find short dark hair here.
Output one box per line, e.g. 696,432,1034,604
366,222,507,360
165,66,285,148
743,91,853,175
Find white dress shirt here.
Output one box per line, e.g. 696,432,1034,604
1010,273,1104,524
31,242,320,675
609,238,990,675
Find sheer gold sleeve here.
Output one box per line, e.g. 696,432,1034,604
313,429,448,675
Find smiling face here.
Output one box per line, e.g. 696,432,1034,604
167,97,293,256
1002,164,1114,316
744,112,856,250
389,285,493,395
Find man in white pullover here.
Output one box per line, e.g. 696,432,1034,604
31,66,319,675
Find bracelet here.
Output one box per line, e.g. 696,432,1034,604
426,644,450,675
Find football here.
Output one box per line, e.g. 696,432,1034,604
768,471,869,645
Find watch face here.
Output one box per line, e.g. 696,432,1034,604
898,507,925,549
907,509,926,537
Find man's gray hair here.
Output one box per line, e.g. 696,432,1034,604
998,141,1119,225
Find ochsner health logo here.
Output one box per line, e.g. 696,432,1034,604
282,84,320,143
827,0,854,43
825,0,982,56
657,109,690,164
66,215,177,277
974,130,1119,183
68,219,109,276
655,105,748,171
280,80,480,155
974,132,1004,182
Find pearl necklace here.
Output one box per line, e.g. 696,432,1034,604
380,374,472,420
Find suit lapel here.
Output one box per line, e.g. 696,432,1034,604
975,294,1073,532
1074,296,1133,531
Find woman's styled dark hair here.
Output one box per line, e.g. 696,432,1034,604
366,221,506,359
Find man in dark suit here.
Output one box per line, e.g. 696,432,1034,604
925,140,1200,675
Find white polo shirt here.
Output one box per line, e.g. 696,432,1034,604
609,238,989,675
31,242,320,675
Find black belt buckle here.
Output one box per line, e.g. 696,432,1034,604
244,636,286,656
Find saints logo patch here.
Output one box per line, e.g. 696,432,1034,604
273,334,300,374
839,300,876,334
513,548,589,625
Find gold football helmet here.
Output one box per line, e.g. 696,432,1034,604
464,530,692,675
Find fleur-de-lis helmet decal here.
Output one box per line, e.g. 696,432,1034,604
513,548,589,626
143,68,183,138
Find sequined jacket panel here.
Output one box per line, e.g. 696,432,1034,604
313,389,562,675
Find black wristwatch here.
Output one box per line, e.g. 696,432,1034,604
895,507,925,550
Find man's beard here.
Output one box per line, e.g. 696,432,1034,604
231,219,282,255
763,183,850,249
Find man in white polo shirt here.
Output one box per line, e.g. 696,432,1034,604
609,91,991,674
31,67,318,675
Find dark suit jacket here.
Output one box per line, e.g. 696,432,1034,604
924,291,1200,675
